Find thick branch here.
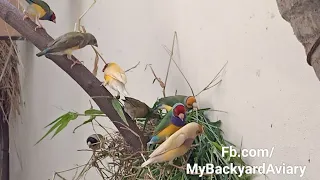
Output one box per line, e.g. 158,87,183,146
276,0,320,80
0,0,147,151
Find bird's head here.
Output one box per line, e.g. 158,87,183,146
49,12,56,23
86,134,104,150
86,33,98,47
173,103,186,120
185,96,198,109
196,124,204,135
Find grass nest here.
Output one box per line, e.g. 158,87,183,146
0,40,21,120
49,107,253,180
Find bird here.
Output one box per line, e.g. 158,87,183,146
101,62,129,99
22,0,56,31
122,97,160,120
36,31,98,68
154,95,198,112
147,103,187,146
141,122,204,168
86,134,105,151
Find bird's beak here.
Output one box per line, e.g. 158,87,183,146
192,102,198,110
178,113,185,120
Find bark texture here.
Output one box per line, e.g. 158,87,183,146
276,0,320,80
0,0,147,151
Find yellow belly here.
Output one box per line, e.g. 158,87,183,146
157,124,181,141
29,4,46,17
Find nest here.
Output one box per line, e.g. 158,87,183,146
62,109,252,180
0,40,21,119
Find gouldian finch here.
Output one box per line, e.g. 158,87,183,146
22,0,56,31
122,97,159,120
86,134,105,151
36,31,98,68
147,103,187,146
141,122,204,168
102,63,129,99
154,95,198,111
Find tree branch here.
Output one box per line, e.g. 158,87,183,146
276,0,320,80
0,0,147,151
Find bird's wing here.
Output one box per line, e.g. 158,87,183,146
149,133,186,158
110,72,127,84
153,111,172,135
36,1,51,13
158,95,186,107
108,64,127,84
46,32,85,53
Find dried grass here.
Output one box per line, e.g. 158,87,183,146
0,40,21,120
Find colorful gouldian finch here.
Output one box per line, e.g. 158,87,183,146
154,95,198,111
23,0,56,31
147,103,187,146
141,122,204,168
102,63,129,99
86,134,105,151
36,31,98,68
122,97,159,120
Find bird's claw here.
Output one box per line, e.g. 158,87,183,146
22,15,29,21
70,59,82,68
34,25,44,31
115,95,120,99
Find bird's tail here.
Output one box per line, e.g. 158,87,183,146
141,158,154,168
36,49,49,57
122,87,129,97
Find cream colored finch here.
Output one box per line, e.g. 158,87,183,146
101,62,129,98
141,122,204,168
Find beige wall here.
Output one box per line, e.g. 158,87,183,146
9,0,320,179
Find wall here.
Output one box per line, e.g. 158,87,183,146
9,0,320,179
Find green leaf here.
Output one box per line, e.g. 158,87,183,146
34,117,65,145
84,109,104,115
73,116,96,133
44,113,69,128
35,112,79,145
51,119,70,139
111,99,129,126
209,120,222,127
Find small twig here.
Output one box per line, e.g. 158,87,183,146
144,64,165,96
90,95,112,99
163,31,177,97
125,61,140,72
195,61,228,96
81,25,108,65
140,153,156,180
0,43,13,84
163,45,195,96
114,121,144,151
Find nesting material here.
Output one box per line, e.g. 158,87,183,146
0,40,21,119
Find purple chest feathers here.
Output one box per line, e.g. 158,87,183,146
170,114,186,127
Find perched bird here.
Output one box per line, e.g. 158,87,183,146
141,122,204,168
154,95,198,111
122,97,159,120
86,134,105,151
147,103,187,146
102,62,129,99
22,0,56,31
36,31,98,68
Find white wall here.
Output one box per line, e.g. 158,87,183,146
9,0,320,179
